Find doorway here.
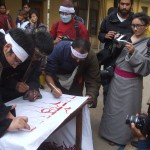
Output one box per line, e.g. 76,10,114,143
22,0,44,22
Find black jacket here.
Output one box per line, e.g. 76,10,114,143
1,58,41,102
98,11,134,67
0,51,12,137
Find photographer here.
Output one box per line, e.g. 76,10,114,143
131,120,150,149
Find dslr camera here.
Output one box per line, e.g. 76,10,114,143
100,65,114,80
126,103,150,136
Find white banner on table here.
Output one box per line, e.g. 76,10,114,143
0,90,93,150
46,105,94,150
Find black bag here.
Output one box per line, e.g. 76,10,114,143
96,47,112,65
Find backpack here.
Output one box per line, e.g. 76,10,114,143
55,19,80,39
74,15,84,24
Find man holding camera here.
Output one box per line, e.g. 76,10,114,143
98,0,134,104
50,0,89,44
131,120,150,149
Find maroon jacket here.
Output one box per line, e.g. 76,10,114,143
0,13,15,31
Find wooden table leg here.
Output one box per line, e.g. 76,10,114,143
76,109,82,150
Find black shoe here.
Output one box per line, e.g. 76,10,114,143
131,140,138,148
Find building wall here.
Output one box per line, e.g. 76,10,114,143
49,0,62,29
5,0,22,25
137,1,150,15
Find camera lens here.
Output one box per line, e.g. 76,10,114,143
126,115,138,124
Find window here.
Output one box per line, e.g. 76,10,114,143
73,0,88,25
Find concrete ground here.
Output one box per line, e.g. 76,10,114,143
90,75,150,150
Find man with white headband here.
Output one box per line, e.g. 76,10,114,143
1,31,54,102
45,38,100,108
45,38,100,149
0,28,34,137
50,0,89,44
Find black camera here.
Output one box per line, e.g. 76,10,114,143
126,103,150,136
100,65,114,80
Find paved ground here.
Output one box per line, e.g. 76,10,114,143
90,75,150,150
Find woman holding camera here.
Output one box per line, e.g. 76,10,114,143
99,12,150,146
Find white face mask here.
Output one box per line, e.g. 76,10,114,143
60,14,72,23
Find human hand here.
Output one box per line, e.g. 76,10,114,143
6,9,10,15
29,19,34,25
125,42,135,54
54,36,63,44
105,31,116,40
131,123,146,140
86,95,97,108
23,90,42,102
51,87,62,98
7,116,30,131
16,82,29,93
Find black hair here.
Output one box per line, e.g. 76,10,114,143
71,38,91,53
8,28,34,56
107,7,117,15
118,0,133,5
132,12,150,26
0,32,6,50
23,3,30,8
0,3,6,8
18,9,28,16
29,9,40,26
33,31,54,55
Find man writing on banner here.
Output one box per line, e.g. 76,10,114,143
0,28,34,137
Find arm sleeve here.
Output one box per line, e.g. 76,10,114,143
0,118,12,138
98,18,107,43
85,52,101,103
49,22,58,40
125,45,150,76
79,23,89,41
45,44,61,76
0,99,12,137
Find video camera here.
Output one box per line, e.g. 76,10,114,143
126,103,150,137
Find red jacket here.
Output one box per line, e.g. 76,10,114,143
0,13,15,32
50,18,89,41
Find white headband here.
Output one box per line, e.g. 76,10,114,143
71,46,88,59
5,33,28,62
59,6,75,13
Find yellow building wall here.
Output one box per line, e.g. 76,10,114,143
137,2,150,15
5,0,22,25
49,0,63,29
106,0,150,15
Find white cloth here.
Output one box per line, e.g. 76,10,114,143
57,66,78,90
5,33,28,62
46,105,94,150
0,90,90,150
17,21,29,30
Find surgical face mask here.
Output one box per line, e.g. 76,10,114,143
60,14,72,23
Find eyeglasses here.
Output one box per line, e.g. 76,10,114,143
131,24,145,29
59,11,71,16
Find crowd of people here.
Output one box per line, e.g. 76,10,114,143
0,0,150,149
